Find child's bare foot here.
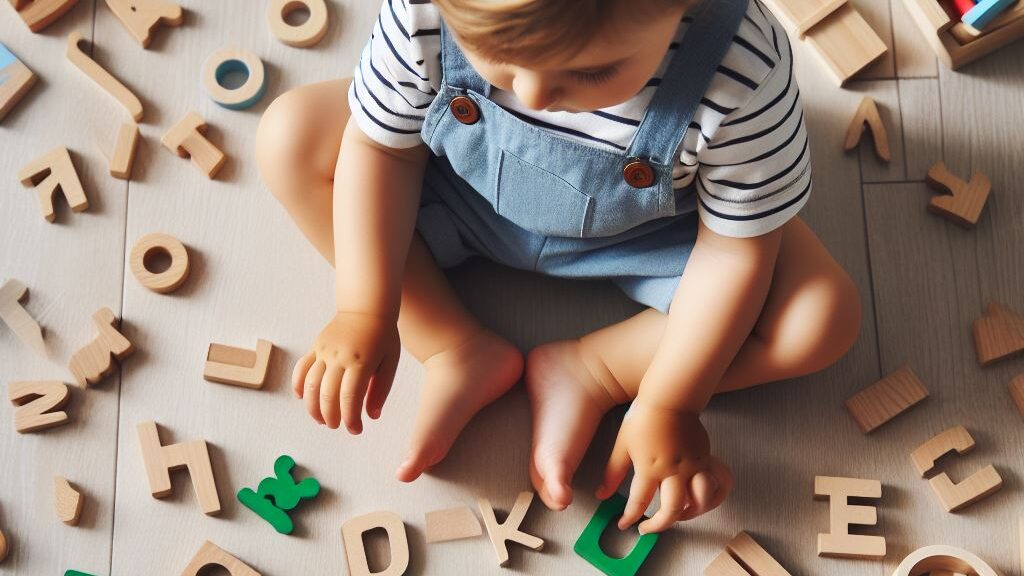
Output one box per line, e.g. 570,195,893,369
396,328,524,482
525,339,624,510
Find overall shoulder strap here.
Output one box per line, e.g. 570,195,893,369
626,0,751,166
439,19,490,96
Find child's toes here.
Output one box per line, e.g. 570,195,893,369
531,456,573,510
395,443,442,483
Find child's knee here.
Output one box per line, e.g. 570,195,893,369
256,87,332,194
807,266,861,369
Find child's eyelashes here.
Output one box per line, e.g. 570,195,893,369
568,64,622,86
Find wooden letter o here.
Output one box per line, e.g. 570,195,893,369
892,545,1001,576
129,233,190,294
267,0,329,48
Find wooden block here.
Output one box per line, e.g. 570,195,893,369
136,421,221,515
425,506,483,543
892,544,1001,576
66,31,144,122
10,0,79,32
0,279,46,357
813,476,885,559
129,233,190,294
911,425,1003,512
0,43,38,122
181,540,260,576
341,511,410,576
705,531,792,576
69,307,134,388
202,48,267,110
161,112,226,178
54,476,83,526
762,0,887,84
973,301,1024,365
1010,374,1024,418
9,380,70,433
204,339,273,389
845,366,928,433
18,147,89,223
843,97,890,162
105,0,183,48
236,454,320,535
925,162,991,227
266,0,329,47
0,527,7,563
109,121,139,179
478,492,545,567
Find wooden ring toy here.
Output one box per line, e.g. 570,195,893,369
130,233,190,294
267,0,329,48
892,545,1001,576
202,48,267,110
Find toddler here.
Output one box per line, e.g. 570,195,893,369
256,0,861,533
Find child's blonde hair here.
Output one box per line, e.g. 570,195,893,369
433,0,693,65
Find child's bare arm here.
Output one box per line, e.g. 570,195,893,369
292,118,430,434
598,219,783,533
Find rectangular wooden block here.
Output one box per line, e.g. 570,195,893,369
845,366,929,433
203,339,272,389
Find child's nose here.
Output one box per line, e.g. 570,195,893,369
512,72,561,111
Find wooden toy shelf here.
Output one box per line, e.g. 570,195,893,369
902,0,1024,68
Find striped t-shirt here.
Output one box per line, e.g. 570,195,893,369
348,0,811,238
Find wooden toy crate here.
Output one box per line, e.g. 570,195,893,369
902,0,1024,68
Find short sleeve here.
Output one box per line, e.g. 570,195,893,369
347,0,442,149
694,41,812,239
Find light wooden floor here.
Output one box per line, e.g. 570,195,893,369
1,0,1023,574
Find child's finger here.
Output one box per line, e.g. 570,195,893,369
619,474,658,530
292,352,316,398
303,359,327,424
339,363,372,434
366,353,398,419
596,440,631,500
680,459,733,521
319,363,345,429
638,476,689,534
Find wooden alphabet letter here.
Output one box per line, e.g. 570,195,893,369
54,476,83,526
341,511,410,576
69,307,134,388
973,301,1024,366
18,147,89,223
813,476,886,559
910,425,1003,512
844,97,890,162
0,279,46,357
478,491,545,567
204,339,273,389
180,540,260,576
705,531,792,576
136,421,221,515
105,0,183,48
926,162,991,227
161,112,226,179
9,380,70,433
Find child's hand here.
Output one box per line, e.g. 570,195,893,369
292,311,401,433
595,403,733,533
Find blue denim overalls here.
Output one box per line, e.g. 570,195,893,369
414,0,749,313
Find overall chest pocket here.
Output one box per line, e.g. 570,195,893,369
495,150,593,238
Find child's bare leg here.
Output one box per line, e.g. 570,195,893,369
257,80,524,482
525,217,861,509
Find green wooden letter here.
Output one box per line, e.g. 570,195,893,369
237,454,321,535
573,494,660,576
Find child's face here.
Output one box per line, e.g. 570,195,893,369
456,4,690,113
